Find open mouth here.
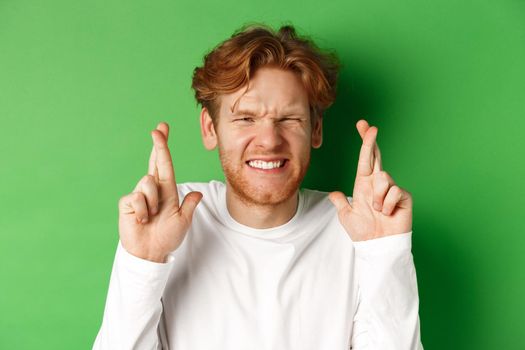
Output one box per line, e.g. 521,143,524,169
246,159,288,170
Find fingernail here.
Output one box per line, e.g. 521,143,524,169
141,217,148,224
373,202,381,211
151,207,158,215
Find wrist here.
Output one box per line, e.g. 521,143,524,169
143,254,168,264
125,246,169,264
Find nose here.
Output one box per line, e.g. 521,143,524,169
254,120,283,150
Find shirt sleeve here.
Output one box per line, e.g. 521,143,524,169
92,241,174,350
350,232,424,350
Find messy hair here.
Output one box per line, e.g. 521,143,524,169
191,24,340,123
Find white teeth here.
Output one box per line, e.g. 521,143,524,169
248,160,283,170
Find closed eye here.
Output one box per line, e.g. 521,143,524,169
280,117,302,122
234,117,255,122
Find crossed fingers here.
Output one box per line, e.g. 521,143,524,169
137,122,179,210
356,120,382,177
355,120,409,215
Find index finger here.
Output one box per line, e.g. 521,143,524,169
356,126,378,176
356,120,382,174
148,122,170,180
151,129,176,184
150,129,179,206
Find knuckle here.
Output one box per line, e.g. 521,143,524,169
394,187,405,200
141,181,157,194
374,170,387,180
143,174,156,183
120,192,135,203
139,175,155,186
118,195,127,207
373,174,387,187
131,191,145,202
377,170,393,182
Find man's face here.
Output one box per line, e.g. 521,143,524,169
201,66,323,206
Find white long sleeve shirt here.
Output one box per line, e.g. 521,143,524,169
93,181,423,349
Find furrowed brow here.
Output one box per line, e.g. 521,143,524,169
232,109,261,117
282,111,306,117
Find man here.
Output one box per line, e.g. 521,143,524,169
94,24,423,349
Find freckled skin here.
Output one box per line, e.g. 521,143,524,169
212,67,321,207
218,141,310,207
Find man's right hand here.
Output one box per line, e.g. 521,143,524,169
118,122,202,263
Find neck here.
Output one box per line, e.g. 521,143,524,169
225,185,299,229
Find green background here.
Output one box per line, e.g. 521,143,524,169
1,0,524,348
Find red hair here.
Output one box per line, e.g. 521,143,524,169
191,24,339,122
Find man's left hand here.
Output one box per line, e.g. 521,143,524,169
329,120,413,241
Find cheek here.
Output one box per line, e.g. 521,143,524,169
218,130,251,156
286,130,311,152
285,122,311,138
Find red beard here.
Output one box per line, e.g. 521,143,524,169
218,147,310,207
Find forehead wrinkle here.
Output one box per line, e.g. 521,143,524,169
234,96,306,117
231,95,266,117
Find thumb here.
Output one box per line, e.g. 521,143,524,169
329,191,352,213
179,191,203,222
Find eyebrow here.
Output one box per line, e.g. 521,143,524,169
232,109,261,117
231,108,306,118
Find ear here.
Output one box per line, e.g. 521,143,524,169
200,107,218,150
311,115,323,149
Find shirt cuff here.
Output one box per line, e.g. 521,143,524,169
115,241,175,290
352,231,412,259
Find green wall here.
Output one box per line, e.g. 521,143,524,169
1,0,524,348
